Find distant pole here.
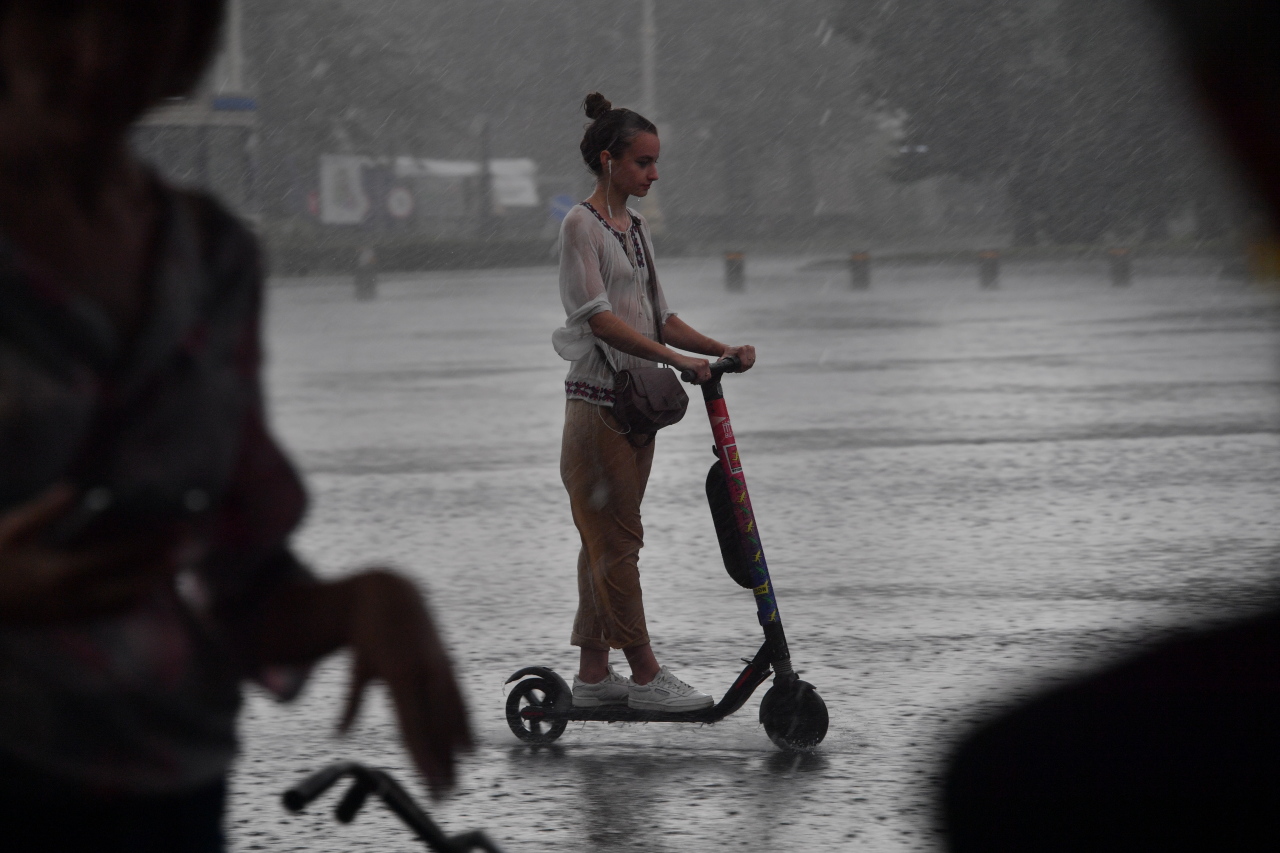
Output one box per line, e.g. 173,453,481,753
226,0,245,92
978,250,1000,289
637,0,666,235
1108,247,1132,287
849,251,871,290
477,114,496,239
641,0,657,120
355,246,378,301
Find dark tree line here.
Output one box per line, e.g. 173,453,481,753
835,0,1241,244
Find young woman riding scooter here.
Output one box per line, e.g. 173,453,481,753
552,92,756,711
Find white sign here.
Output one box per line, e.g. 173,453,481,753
392,157,539,207
319,155,371,224
489,159,539,207
387,186,415,219
395,158,482,179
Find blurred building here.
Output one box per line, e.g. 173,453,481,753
155,1,1254,266
134,0,259,219
235,0,976,254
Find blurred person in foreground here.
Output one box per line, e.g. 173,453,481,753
944,2,1280,850
0,2,469,850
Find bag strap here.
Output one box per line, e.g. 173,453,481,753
595,213,665,375
636,219,664,346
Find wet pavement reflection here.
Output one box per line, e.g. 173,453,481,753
228,257,1280,851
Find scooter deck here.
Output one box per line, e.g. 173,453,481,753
552,704,726,725
515,657,774,727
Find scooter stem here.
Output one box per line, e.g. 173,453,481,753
699,365,794,673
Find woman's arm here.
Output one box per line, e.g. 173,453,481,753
588,310,712,382
663,316,757,372
588,311,758,380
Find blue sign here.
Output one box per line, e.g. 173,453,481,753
212,96,257,112
549,194,577,223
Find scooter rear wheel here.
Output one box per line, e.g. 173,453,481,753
760,680,829,752
505,677,569,744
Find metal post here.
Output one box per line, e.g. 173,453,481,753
849,251,870,290
978,250,1000,289
1108,247,1132,287
476,115,496,239
641,0,657,120
225,0,244,92
355,246,378,301
725,252,745,292
637,0,666,235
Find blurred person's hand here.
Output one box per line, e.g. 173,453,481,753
0,484,181,623
337,571,472,797
255,569,473,797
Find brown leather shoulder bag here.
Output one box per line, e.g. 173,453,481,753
601,223,688,447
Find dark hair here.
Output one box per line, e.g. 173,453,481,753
0,0,226,125
579,92,657,176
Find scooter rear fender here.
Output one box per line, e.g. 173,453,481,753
505,666,571,697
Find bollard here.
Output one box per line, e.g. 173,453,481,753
1108,247,1132,287
978,250,1000,289
725,252,745,292
849,251,871,290
355,246,378,301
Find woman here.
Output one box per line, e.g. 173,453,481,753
553,93,757,711
0,2,468,850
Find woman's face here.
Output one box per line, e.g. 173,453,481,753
603,131,660,197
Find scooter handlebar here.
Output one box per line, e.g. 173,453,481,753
282,762,359,812
681,355,742,384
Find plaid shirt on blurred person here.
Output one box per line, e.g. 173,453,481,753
0,182,312,794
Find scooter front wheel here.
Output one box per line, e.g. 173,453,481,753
760,679,829,752
505,677,569,744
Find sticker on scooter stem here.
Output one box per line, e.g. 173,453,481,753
724,443,743,473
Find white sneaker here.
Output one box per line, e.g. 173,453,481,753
572,665,632,707
627,666,714,711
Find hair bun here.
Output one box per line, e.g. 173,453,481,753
583,92,612,121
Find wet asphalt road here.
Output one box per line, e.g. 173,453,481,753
228,256,1280,852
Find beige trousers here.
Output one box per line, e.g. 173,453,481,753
561,399,655,650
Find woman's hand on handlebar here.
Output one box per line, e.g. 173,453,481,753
673,354,712,384
722,345,756,372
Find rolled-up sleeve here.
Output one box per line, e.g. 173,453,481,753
553,211,614,361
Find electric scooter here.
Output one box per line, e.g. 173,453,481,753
505,356,829,751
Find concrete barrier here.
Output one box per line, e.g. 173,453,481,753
1108,247,1132,287
849,251,871,290
978,250,1000,289
725,252,746,292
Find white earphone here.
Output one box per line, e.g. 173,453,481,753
606,159,614,219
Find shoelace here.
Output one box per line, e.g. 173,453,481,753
655,671,694,692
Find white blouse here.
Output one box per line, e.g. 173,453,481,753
553,203,675,406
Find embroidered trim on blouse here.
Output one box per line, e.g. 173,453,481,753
581,202,646,269
566,379,614,405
